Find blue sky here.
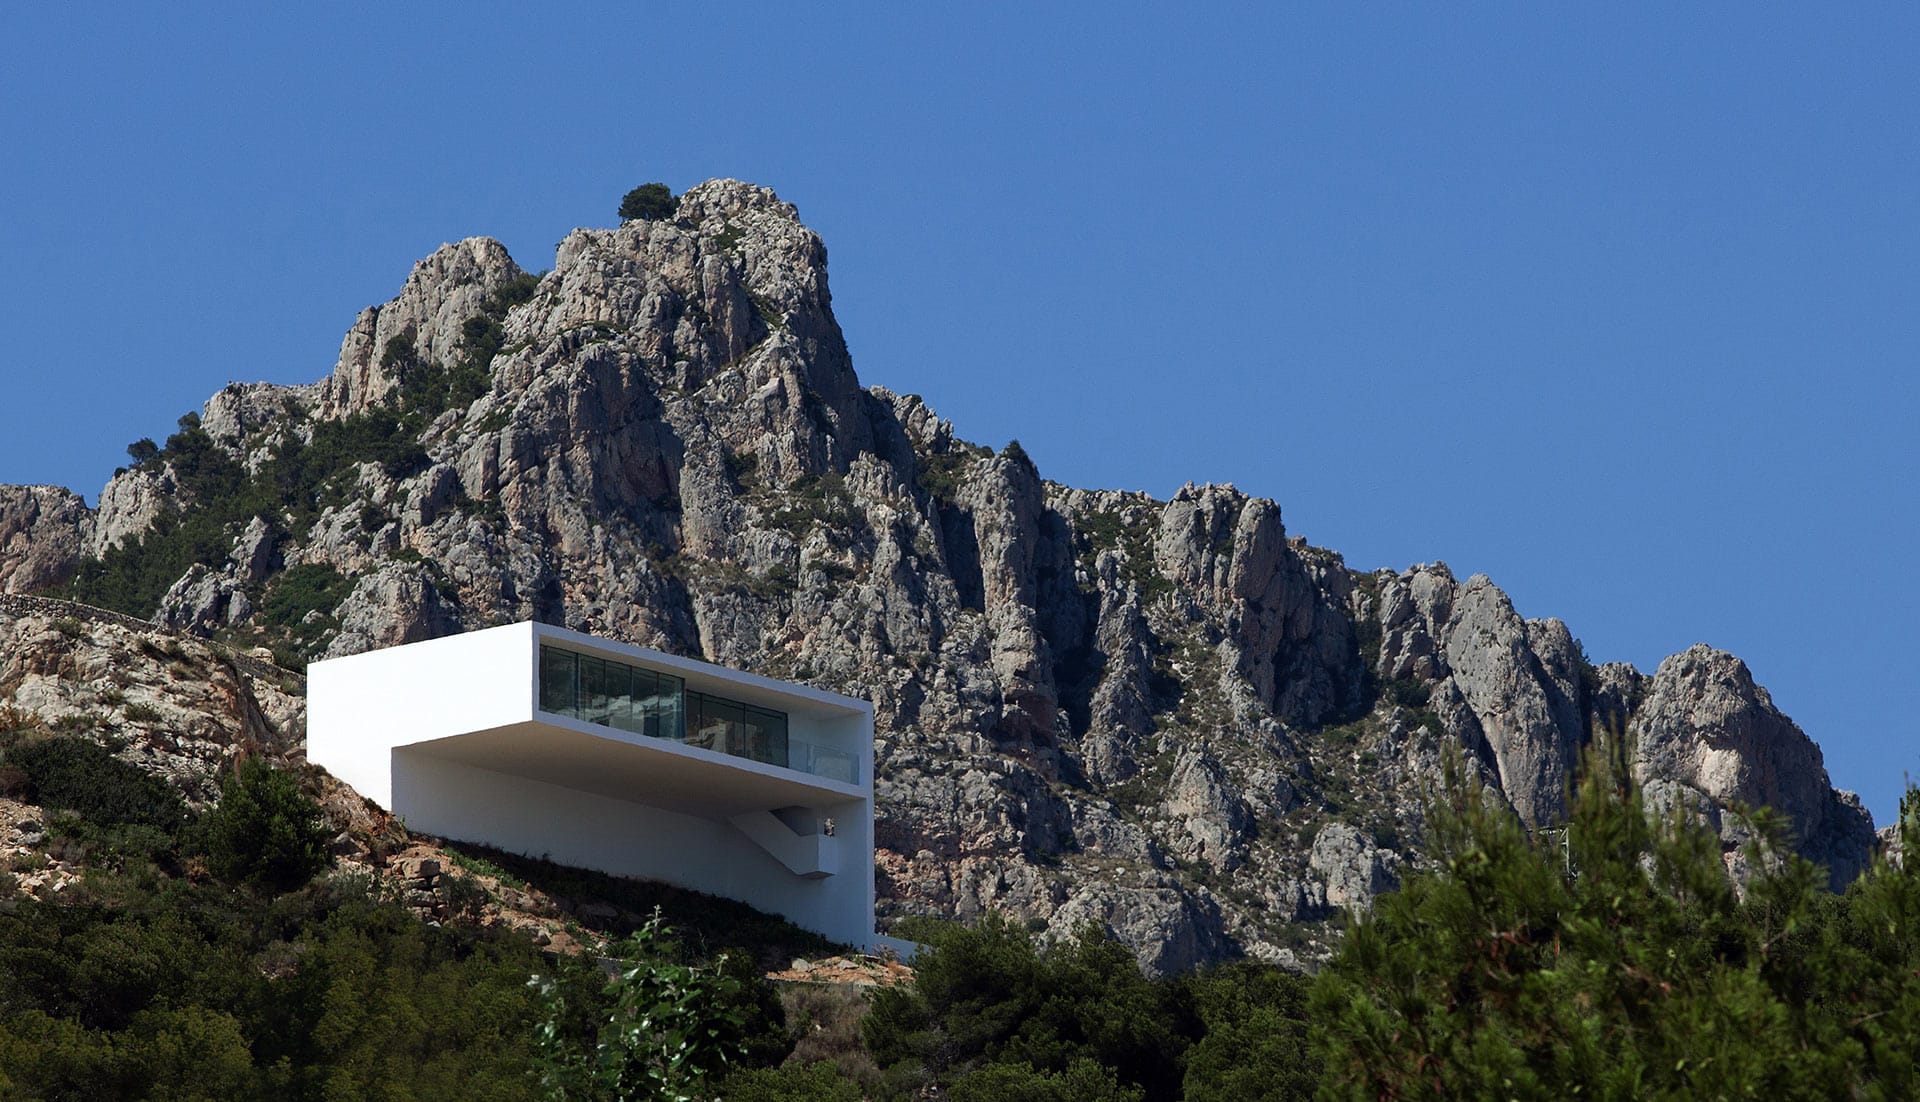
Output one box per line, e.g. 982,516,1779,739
3,7,1914,823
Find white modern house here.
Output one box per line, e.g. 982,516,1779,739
306,621,878,949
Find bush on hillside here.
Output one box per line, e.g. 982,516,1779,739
865,914,1181,1099
3,736,186,832
197,758,330,891
719,1060,865,1102
0,881,590,1098
530,908,782,1100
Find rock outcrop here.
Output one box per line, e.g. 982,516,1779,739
1369,565,1586,826
0,486,91,593
0,179,1881,971
0,597,303,804
1309,822,1402,910
319,238,529,419
1632,645,1877,890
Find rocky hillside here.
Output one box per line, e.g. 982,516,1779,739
0,180,1878,972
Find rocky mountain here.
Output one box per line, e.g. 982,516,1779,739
0,179,1879,972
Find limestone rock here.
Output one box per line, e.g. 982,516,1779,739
323,563,458,658
201,381,314,461
0,599,303,803
93,464,177,555
1309,822,1401,910
1880,823,1906,870
153,563,249,633
322,237,529,419
0,485,92,593
1154,482,1359,727
1047,881,1232,976
1083,586,1153,785
1370,566,1585,826
230,516,280,584
1632,645,1875,890
1161,749,1252,871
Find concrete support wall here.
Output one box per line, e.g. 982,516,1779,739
393,750,874,946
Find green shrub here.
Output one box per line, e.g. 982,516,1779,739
380,331,421,374
196,758,330,892
261,563,351,631
1067,505,1170,601
765,473,857,532
0,883,580,1098
726,449,760,484
720,1060,864,1102
4,737,186,831
63,397,440,619
916,450,972,504
779,984,882,1088
712,221,746,253
865,913,1187,1099
529,909,777,1100
1001,438,1035,474
439,840,835,965
1383,676,1430,709
438,872,491,920
948,1059,1143,1102
618,182,678,222
1177,962,1317,1101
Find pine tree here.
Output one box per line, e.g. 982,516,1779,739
618,183,678,223
1312,736,1920,1100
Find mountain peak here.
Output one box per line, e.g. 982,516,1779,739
0,184,1884,970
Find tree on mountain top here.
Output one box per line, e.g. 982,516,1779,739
619,183,678,223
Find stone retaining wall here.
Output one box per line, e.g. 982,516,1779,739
0,593,299,688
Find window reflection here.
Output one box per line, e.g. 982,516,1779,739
538,645,792,771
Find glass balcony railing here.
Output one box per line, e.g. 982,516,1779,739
538,645,858,784
791,739,859,784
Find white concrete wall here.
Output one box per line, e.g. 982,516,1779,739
307,623,535,807
307,621,878,948
393,750,875,947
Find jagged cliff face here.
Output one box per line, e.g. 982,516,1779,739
0,179,1879,971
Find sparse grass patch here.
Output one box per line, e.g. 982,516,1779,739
443,845,521,888
778,984,882,1091
437,840,838,970
763,473,857,532
1073,506,1171,600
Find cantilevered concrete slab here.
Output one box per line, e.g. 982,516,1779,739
307,621,877,948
